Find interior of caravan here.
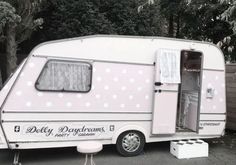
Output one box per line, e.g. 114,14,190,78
176,50,202,133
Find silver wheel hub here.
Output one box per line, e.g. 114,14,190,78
122,133,141,152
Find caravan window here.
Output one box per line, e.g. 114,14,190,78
35,60,92,92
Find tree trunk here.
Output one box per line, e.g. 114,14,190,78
0,70,2,89
0,53,7,84
168,14,174,37
176,13,180,38
5,23,17,77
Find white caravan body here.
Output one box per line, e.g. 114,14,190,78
0,35,226,151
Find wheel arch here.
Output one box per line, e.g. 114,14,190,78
112,125,148,144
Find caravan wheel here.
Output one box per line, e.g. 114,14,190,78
116,131,145,157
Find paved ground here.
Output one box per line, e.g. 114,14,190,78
0,131,236,165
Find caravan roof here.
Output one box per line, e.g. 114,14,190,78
32,35,225,70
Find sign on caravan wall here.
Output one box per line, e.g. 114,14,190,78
198,121,225,135
5,123,113,141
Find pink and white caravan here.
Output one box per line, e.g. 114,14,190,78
0,35,226,156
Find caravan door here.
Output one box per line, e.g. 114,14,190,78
152,49,181,134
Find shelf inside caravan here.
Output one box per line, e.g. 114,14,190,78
184,68,200,72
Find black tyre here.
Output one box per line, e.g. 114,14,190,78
116,131,145,157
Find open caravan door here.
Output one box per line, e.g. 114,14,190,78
152,49,181,134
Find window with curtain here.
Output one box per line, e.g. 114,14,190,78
36,60,92,92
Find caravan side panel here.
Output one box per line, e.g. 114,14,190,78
1,56,155,146
199,69,226,135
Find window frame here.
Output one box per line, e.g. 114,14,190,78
35,59,93,93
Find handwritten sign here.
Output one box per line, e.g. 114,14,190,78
20,125,107,138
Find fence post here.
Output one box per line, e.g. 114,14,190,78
226,63,236,130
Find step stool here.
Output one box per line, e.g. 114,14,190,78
77,141,103,165
170,139,208,159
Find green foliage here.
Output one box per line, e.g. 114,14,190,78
0,2,20,25
0,1,20,41
102,0,163,35
0,0,43,82
180,0,233,43
135,2,164,36
220,0,236,32
33,0,164,41
3,0,236,62
0,0,43,44
216,0,236,61
39,0,115,40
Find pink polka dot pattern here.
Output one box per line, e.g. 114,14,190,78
200,70,226,113
4,59,154,112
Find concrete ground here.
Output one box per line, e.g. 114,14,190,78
0,131,235,165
